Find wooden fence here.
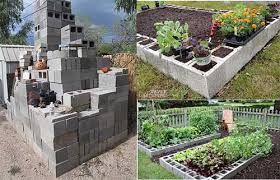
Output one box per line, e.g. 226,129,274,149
138,107,280,130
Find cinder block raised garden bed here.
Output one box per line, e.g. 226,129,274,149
138,133,221,158
159,147,262,179
136,5,280,98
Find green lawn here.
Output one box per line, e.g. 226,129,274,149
138,151,180,179
136,1,280,99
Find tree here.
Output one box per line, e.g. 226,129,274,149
115,0,137,14
112,13,136,53
0,0,33,44
75,14,107,48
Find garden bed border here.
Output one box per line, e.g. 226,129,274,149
137,5,280,98
159,147,262,179
138,133,221,157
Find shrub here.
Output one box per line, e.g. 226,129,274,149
189,109,218,135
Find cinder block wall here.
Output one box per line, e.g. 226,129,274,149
6,68,129,177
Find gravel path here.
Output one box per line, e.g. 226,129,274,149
0,107,137,180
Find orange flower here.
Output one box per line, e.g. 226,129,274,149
251,13,256,17
243,12,249,16
261,22,266,26
252,24,257,29
240,26,245,30
252,9,257,14
244,19,251,23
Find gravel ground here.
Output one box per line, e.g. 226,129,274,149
0,107,137,180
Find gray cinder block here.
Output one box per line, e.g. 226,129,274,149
63,90,90,108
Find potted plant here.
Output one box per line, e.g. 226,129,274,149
155,1,160,7
155,21,189,55
213,4,267,45
193,40,211,66
141,4,150,11
180,37,198,61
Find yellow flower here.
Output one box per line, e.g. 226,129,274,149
243,12,249,16
251,13,256,17
261,22,265,26
221,22,225,26
245,19,251,23
252,24,257,29
252,9,257,14
240,26,244,30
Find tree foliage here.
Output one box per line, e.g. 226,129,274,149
0,0,33,44
115,0,137,14
75,14,107,48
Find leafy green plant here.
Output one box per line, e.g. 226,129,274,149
139,116,202,148
189,109,218,135
155,21,189,53
173,129,273,176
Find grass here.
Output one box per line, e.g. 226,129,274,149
136,1,280,99
135,60,202,99
137,1,263,11
138,151,180,179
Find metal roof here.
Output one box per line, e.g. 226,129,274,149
0,45,34,62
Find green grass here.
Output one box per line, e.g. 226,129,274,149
136,1,280,99
135,60,202,99
138,151,180,179
137,1,263,11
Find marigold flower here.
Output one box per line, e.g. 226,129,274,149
221,22,225,26
252,24,257,29
252,9,257,14
261,22,265,26
251,13,256,17
240,26,244,30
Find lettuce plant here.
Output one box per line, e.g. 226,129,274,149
155,21,189,53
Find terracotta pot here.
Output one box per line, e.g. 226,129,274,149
101,67,110,73
35,59,47,70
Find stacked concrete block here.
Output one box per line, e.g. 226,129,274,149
34,0,76,51
19,51,32,68
63,90,91,112
61,25,84,45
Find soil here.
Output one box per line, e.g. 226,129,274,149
175,54,193,63
193,61,217,72
139,39,154,45
136,7,225,51
149,44,160,51
233,130,280,179
212,47,234,58
0,106,137,180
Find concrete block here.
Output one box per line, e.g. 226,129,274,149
89,128,99,142
42,141,68,164
79,114,99,133
79,131,90,144
67,142,79,157
63,90,90,108
99,73,129,89
47,58,67,70
86,88,115,110
66,116,78,132
49,156,79,177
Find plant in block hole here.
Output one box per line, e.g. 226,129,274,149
192,40,211,66
155,21,189,54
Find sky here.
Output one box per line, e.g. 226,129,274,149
21,0,126,44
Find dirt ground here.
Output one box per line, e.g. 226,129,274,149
0,107,137,180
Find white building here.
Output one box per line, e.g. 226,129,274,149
0,45,34,103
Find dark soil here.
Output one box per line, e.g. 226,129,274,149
212,47,233,58
137,37,147,42
175,54,193,63
149,44,160,51
139,39,154,45
136,7,224,50
233,130,280,179
193,61,217,72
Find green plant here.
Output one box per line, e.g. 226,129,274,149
173,130,273,176
155,21,189,53
189,109,218,135
139,116,202,148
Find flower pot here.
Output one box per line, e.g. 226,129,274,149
194,53,211,66
35,59,47,70
101,67,110,73
141,5,150,11
155,2,160,7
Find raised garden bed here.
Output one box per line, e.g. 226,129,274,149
136,5,280,98
160,149,262,179
159,129,273,179
138,133,221,158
